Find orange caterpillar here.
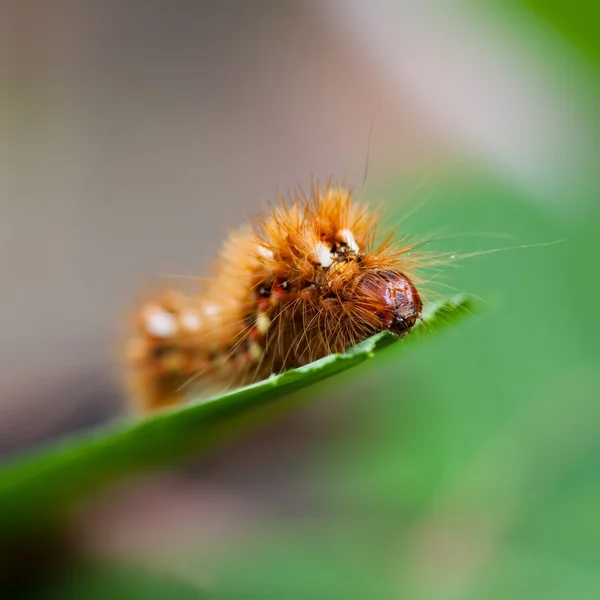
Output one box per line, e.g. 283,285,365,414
125,182,425,411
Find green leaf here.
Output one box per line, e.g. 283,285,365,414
0,295,477,546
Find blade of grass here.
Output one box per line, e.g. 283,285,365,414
0,294,478,544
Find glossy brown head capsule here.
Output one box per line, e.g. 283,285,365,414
354,270,423,335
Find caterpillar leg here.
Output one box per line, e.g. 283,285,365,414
125,290,206,412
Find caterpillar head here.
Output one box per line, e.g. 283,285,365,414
353,269,423,336
250,184,424,342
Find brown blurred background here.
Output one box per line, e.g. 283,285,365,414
1,1,446,453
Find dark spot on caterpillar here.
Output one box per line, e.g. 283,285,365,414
257,283,271,297
332,242,353,263
151,345,172,360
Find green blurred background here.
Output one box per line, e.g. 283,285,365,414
2,1,599,598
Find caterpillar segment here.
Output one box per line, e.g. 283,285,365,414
125,183,423,411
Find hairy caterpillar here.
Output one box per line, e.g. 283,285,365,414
125,181,429,412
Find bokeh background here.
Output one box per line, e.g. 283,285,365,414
2,1,599,597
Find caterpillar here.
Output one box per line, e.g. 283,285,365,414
125,181,429,412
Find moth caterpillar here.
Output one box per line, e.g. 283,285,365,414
125,181,427,411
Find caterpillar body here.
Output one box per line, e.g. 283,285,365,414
125,182,425,411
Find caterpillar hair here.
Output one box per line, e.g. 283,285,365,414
125,180,435,411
